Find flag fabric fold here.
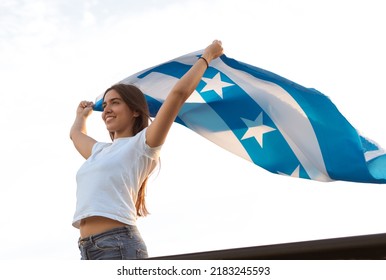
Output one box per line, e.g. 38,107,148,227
94,50,386,184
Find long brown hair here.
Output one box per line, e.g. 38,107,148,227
103,83,151,217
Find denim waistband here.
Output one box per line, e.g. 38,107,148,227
78,225,137,246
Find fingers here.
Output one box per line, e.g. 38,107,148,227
79,101,94,109
213,39,222,46
207,39,223,60
77,101,94,117
211,39,223,52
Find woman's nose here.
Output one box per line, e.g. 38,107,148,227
103,105,112,113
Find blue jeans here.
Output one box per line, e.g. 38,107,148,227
78,225,148,260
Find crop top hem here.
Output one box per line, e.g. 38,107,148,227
72,212,136,229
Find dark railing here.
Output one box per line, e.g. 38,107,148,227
151,233,386,260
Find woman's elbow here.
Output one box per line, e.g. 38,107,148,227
169,87,193,104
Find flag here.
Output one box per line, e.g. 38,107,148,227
94,50,386,184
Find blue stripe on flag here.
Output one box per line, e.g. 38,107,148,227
221,56,379,183
93,51,386,184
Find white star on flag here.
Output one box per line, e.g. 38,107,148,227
93,50,386,184
241,112,276,147
201,72,234,98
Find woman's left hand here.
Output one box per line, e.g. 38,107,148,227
202,39,223,62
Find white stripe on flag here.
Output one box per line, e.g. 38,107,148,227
212,58,331,182
128,71,253,162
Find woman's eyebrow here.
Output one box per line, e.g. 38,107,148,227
102,97,122,105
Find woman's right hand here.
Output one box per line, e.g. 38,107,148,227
76,101,94,118
71,100,97,159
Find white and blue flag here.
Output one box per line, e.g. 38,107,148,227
94,50,386,184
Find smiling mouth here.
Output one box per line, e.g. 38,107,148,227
105,116,115,122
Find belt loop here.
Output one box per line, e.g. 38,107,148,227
125,225,134,238
89,235,95,245
78,235,92,246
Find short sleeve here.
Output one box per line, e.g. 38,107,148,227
140,127,162,159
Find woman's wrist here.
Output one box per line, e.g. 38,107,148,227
199,56,209,69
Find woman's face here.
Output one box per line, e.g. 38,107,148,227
102,89,138,138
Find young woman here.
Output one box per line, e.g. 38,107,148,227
70,40,223,260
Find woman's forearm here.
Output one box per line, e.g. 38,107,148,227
70,101,94,139
170,56,209,101
70,116,88,140
170,40,223,102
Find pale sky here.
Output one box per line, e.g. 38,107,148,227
1,0,386,260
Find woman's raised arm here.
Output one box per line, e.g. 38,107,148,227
70,101,97,159
146,40,223,148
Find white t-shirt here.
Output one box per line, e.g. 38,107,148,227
72,128,161,229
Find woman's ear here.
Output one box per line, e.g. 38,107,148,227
133,111,140,118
